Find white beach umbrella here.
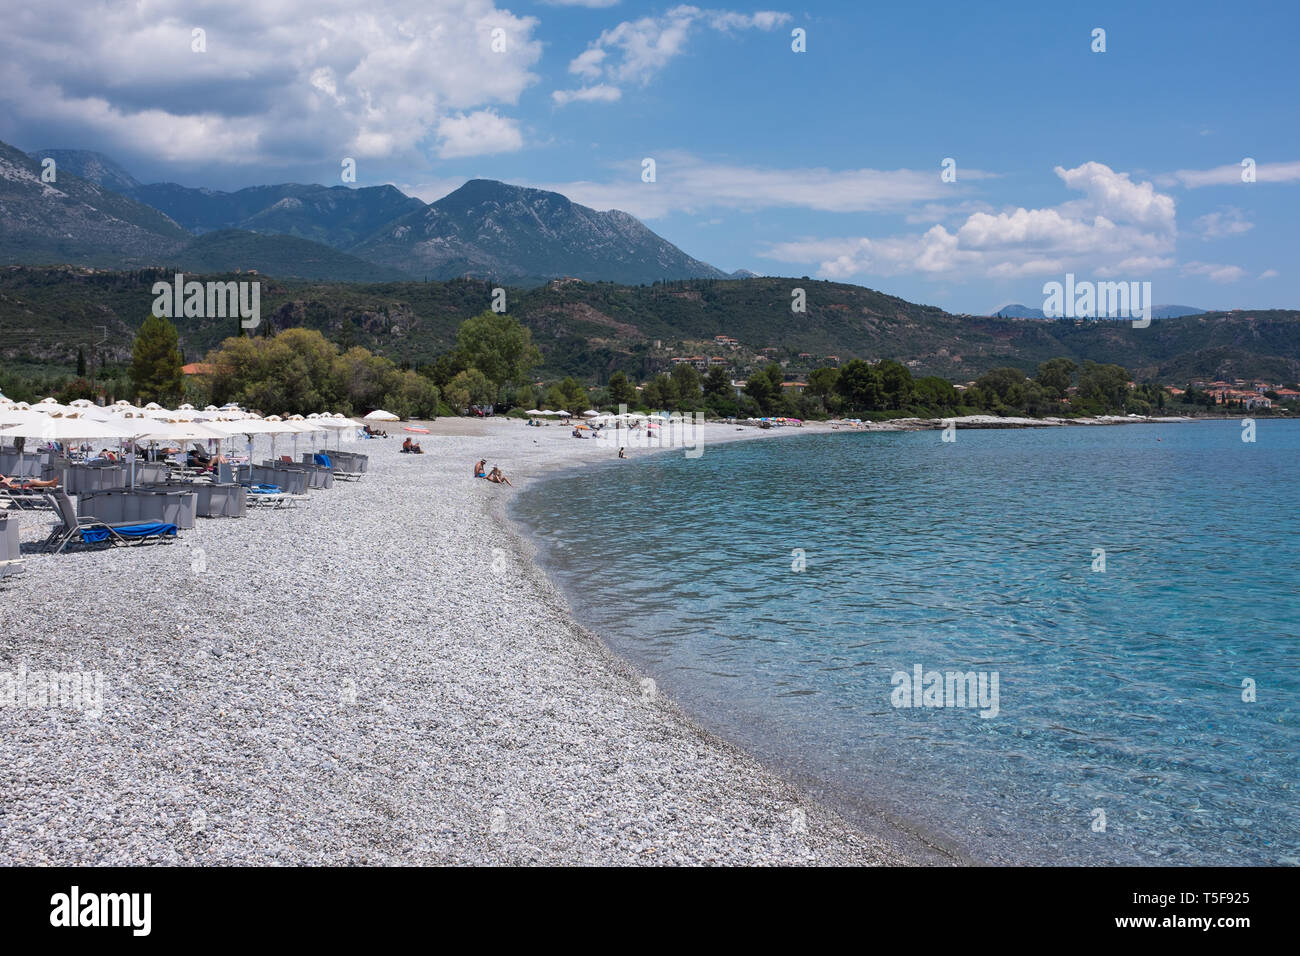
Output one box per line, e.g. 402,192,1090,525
208,417,297,462
0,413,136,442
32,397,71,415
582,409,600,417
0,408,39,427
314,414,360,449
363,409,399,422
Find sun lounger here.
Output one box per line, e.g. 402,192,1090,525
43,492,178,554
312,452,362,481
2,485,57,510
245,484,307,509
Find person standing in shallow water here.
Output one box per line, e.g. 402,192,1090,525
618,447,627,459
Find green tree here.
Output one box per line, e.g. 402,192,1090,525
807,366,839,410
445,368,494,411
76,347,87,378
643,373,680,410
877,359,915,409
671,363,702,408
452,311,542,391
703,365,729,399
607,370,637,407
557,376,589,412
1035,357,1078,399
1076,361,1130,412
913,375,957,410
744,363,787,415
835,359,883,411
974,367,1029,410
130,314,185,405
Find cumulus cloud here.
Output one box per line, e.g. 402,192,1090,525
1194,207,1253,240
760,162,1179,281
435,110,523,158
0,0,541,167
565,5,790,95
1259,269,1279,279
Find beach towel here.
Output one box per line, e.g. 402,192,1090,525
80,522,177,543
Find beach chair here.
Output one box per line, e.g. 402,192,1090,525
245,484,306,509
314,452,361,482
42,492,178,554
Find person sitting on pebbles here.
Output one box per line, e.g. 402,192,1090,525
485,466,512,486
474,459,487,478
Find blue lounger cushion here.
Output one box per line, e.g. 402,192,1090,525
314,453,332,468
249,483,281,494
80,522,178,543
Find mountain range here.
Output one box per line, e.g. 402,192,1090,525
8,142,739,285
992,302,1207,320
3,267,1297,387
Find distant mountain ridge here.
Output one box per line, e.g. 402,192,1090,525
354,179,730,284
991,302,1206,319
0,141,189,267
28,148,142,193
8,141,734,285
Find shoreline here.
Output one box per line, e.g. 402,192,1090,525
0,417,937,865
0,412,1219,865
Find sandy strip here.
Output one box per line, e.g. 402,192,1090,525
0,418,946,865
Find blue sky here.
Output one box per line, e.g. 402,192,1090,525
2,0,1296,313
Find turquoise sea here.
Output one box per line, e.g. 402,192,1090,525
513,420,1298,865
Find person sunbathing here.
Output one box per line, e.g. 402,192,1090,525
0,473,58,490
485,466,512,486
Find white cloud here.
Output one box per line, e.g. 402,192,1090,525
0,0,541,168
1054,161,1176,230
435,110,523,158
566,5,790,95
1259,269,1279,279
1193,207,1253,240
1182,261,1247,283
543,0,621,7
760,162,1179,281
531,151,990,219
1161,160,1300,188
552,84,623,106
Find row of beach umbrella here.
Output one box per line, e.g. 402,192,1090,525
0,395,392,483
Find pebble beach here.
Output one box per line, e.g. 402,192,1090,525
1,417,941,865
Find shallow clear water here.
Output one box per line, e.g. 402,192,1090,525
513,421,1299,864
